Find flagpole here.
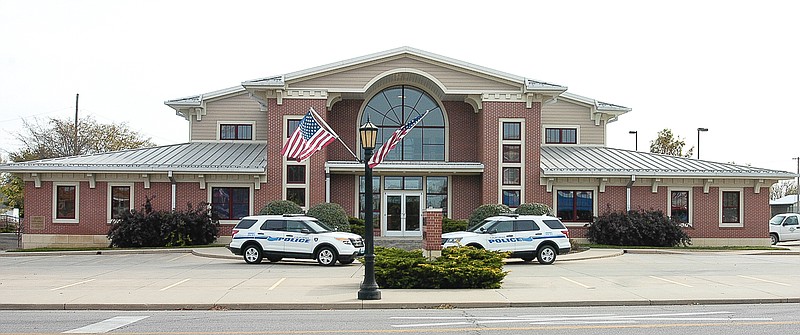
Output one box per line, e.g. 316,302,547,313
309,107,360,162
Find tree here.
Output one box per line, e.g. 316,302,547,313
1,116,155,215
770,180,797,200
649,129,694,158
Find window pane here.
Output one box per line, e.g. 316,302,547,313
287,120,300,137
422,144,445,161
422,128,445,144
426,177,448,194
426,195,447,211
671,191,689,223
502,190,520,207
402,130,423,160
384,177,403,190
503,145,520,163
503,122,521,140
232,204,249,219
287,188,305,207
545,128,560,143
238,125,252,140
404,177,423,190
287,165,305,184
220,125,236,140
557,190,574,221
562,129,577,143
57,185,76,219
493,221,513,233
576,191,593,221
111,186,131,219
514,220,537,231
212,187,250,220
503,167,521,185
232,188,249,203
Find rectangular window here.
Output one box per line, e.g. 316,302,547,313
56,185,77,219
557,190,594,222
110,186,131,220
212,187,250,220
722,191,741,223
426,176,448,217
502,190,521,207
503,122,521,140
502,144,521,163
286,188,306,207
502,167,521,185
220,124,253,140
545,128,577,144
286,165,305,184
287,120,301,138
359,176,381,220
670,191,689,224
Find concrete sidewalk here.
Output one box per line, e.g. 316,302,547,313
1,246,798,310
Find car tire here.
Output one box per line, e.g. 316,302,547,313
243,245,263,264
267,256,282,263
339,257,355,265
537,245,557,265
316,246,338,266
521,257,534,262
770,233,779,245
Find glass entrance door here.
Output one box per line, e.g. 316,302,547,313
383,193,422,237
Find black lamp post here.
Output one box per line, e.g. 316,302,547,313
697,127,708,159
629,130,638,151
358,120,381,300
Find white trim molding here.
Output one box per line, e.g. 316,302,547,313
107,183,134,223
498,118,525,207
667,187,693,227
207,183,255,225
552,186,598,227
52,182,79,224
719,188,744,228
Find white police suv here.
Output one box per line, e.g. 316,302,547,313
227,214,364,266
441,214,571,264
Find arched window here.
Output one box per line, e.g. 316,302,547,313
361,85,445,161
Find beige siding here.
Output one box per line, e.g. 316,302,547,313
541,100,605,145
190,93,266,141
290,56,520,92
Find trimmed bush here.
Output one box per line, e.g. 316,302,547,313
442,217,468,233
586,209,691,247
374,246,508,289
307,203,349,232
514,203,552,216
468,204,511,229
108,197,219,247
259,200,303,215
348,216,365,237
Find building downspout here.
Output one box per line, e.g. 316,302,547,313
626,175,636,211
325,165,330,203
168,171,176,211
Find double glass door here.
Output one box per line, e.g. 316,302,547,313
383,193,422,237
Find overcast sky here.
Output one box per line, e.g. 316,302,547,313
1,0,798,175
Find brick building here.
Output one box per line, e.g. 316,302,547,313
1,47,794,248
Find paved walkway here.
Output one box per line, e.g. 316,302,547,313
0,245,798,310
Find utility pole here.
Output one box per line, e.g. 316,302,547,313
74,93,79,156
794,157,800,213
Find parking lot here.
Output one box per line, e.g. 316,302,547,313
1,246,799,309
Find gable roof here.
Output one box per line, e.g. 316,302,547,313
0,142,267,174
541,146,795,179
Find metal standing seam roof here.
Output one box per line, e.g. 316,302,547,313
541,146,796,178
0,142,267,173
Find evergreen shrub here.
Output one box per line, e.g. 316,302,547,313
467,204,511,229
348,216,365,237
514,203,552,216
586,209,691,247
107,197,219,247
374,246,508,289
442,217,468,233
259,200,303,215
306,203,349,232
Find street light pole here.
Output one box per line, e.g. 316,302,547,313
697,128,708,159
794,157,800,214
629,130,638,151
358,121,381,300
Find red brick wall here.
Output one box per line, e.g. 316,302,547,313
451,175,482,220
327,99,361,161
445,101,479,162
598,186,628,213
630,186,667,212
422,209,442,250
330,174,356,214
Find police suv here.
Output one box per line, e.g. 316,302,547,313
441,214,571,264
228,214,365,266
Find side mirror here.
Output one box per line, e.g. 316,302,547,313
301,228,310,234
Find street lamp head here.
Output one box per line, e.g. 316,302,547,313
359,121,378,150
697,127,709,132
629,130,637,134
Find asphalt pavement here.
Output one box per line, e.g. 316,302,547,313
0,243,798,310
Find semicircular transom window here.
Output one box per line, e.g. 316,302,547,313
361,85,445,162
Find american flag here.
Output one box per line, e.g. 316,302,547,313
281,110,336,162
368,110,429,168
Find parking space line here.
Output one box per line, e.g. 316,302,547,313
167,254,191,262
50,279,95,291
649,276,693,287
738,275,791,286
160,278,190,291
63,316,149,333
561,277,593,289
268,277,287,291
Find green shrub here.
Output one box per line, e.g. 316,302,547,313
107,197,219,247
442,217,468,233
374,246,508,289
468,204,511,229
259,200,303,215
586,209,691,247
307,203,349,232
514,203,552,216
348,216,365,237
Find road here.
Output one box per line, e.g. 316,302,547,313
0,304,798,334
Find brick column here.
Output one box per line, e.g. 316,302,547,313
422,208,443,252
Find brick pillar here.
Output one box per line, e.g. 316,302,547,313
422,208,443,252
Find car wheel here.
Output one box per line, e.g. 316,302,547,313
267,256,282,263
537,245,557,265
770,233,779,245
243,245,263,264
521,257,534,262
339,257,355,265
316,246,338,266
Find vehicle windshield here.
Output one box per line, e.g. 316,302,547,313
769,215,786,225
304,219,333,233
467,219,496,233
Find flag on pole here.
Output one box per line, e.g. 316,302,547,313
368,110,430,168
281,109,336,162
